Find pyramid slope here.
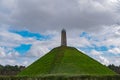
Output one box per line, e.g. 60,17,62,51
18,46,116,76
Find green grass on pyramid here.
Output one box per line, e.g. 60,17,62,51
18,46,116,76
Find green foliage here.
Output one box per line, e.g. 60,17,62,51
0,65,25,76
18,46,116,76
108,64,120,74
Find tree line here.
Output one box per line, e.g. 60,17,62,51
0,64,120,76
0,65,25,76
108,64,120,74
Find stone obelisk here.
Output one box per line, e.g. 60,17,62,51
61,29,67,46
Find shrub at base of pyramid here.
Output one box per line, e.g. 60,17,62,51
18,46,116,76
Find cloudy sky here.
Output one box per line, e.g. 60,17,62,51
0,0,120,66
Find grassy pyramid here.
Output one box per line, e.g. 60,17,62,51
18,46,116,76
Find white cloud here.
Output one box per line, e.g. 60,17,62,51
7,52,20,58
99,56,109,65
27,43,49,57
89,50,109,65
0,0,119,32
0,0,16,10
91,50,102,55
0,26,35,48
105,56,120,66
1,26,120,66
68,37,91,47
109,48,120,54
0,27,36,66
0,47,6,57
0,0,120,66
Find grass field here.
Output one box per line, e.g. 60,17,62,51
18,46,116,76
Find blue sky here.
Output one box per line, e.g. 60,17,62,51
11,30,52,55
1,26,120,66
10,31,111,57
0,0,120,66
11,30,52,40
14,44,32,55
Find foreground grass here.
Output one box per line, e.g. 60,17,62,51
0,75,120,80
